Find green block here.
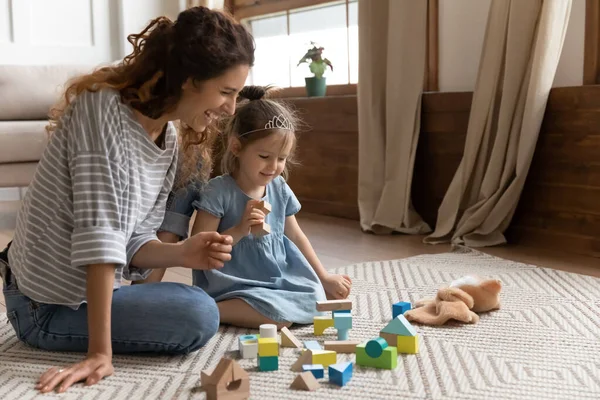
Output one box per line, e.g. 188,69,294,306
356,343,397,369
258,355,278,371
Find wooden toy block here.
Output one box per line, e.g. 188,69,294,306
316,299,352,312
380,332,398,348
304,340,322,351
324,340,360,353
302,364,324,379
291,350,313,372
393,301,412,318
258,338,278,357
258,355,278,371
337,329,349,341
259,323,277,339
240,339,258,359
290,371,320,391
328,361,353,387
311,350,337,367
381,314,417,336
314,316,334,335
333,310,351,317
356,342,397,370
365,337,388,358
251,201,272,237
280,326,302,349
333,314,352,330
238,334,259,349
397,334,419,354
201,357,250,400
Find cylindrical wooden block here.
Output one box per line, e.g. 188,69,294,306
365,337,388,358
337,329,349,341
259,323,277,339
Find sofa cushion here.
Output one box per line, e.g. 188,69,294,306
0,121,49,163
0,64,95,120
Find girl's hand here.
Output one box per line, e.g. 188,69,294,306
180,232,233,270
36,352,113,393
322,273,352,299
237,200,266,236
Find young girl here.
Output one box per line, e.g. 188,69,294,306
160,86,352,328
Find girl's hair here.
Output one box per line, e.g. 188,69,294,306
220,86,301,180
47,6,255,188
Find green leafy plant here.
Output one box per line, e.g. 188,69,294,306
297,42,333,79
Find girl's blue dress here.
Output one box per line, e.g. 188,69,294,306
162,174,326,324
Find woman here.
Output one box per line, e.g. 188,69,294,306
0,6,254,394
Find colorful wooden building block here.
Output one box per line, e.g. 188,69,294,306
251,201,272,237
304,340,322,351
238,334,259,349
381,314,417,336
316,299,352,312
365,337,388,358
356,341,397,369
240,339,258,359
259,323,277,338
314,316,334,335
311,350,337,367
392,301,412,318
201,358,250,400
333,310,351,316
292,350,313,372
280,326,302,348
258,355,278,371
290,371,320,391
397,335,419,354
302,364,324,379
258,338,278,357
337,329,349,341
333,313,352,330
324,340,360,353
329,362,352,387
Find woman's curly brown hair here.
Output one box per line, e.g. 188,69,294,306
47,6,255,188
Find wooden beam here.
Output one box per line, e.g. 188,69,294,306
584,0,600,84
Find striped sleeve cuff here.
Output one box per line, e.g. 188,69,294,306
123,232,157,281
71,227,127,269
158,211,191,240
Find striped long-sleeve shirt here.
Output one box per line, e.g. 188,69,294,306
8,88,178,308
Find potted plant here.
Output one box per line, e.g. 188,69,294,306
297,42,333,97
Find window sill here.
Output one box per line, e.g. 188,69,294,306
271,83,357,98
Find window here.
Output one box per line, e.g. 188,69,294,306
243,0,358,88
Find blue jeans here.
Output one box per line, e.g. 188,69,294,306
1,244,220,355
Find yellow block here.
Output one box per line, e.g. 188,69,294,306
397,335,419,354
311,350,337,367
258,337,279,357
314,316,334,335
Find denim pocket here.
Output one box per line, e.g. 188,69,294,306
6,311,22,340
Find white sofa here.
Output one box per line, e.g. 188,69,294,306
0,65,94,187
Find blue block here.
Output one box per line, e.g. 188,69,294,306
329,361,353,386
337,329,349,341
304,340,322,351
393,302,412,318
257,355,278,371
333,310,351,317
382,314,417,336
302,364,324,379
333,314,352,330
365,337,388,358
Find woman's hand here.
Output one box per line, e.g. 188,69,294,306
180,231,233,270
237,200,266,236
36,352,113,393
322,273,352,300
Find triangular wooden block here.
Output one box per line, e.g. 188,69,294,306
281,326,302,349
290,371,320,391
381,314,417,336
291,350,313,372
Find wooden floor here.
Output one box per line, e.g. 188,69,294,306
1,206,599,313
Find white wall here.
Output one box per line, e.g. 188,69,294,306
438,0,585,92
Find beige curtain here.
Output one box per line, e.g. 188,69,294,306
357,0,431,235
425,0,572,246
186,0,224,9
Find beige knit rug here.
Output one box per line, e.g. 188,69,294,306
0,247,599,399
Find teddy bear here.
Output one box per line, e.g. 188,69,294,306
404,275,502,326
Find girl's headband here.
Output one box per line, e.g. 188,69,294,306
238,114,293,138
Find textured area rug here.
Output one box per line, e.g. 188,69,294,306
0,247,599,399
